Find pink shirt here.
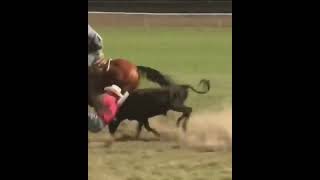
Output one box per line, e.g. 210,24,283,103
97,94,119,125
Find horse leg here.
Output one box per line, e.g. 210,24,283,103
144,120,160,138
136,121,144,139
172,106,192,132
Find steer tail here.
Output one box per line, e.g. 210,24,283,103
184,79,210,94
137,65,175,87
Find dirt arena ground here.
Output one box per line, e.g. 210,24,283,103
89,13,232,180
89,108,232,180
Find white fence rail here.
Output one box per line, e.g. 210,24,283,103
88,11,232,16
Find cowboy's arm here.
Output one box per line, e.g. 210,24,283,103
100,96,118,125
88,25,103,52
94,94,119,125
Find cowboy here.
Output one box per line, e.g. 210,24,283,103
88,24,104,66
88,84,129,133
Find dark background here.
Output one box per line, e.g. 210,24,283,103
88,0,232,13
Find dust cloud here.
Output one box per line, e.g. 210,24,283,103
145,107,232,152
177,108,232,152
89,107,232,152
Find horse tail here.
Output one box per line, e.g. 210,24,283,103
183,79,211,94
137,66,175,87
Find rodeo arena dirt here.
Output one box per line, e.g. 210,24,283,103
89,12,232,180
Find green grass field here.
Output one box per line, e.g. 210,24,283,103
100,27,232,111
89,26,232,180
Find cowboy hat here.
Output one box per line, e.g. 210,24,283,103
104,84,123,98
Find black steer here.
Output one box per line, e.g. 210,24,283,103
108,79,210,138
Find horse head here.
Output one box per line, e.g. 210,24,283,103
88,58,140,96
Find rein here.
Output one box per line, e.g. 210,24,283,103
94,58,113,72
107,58,112,71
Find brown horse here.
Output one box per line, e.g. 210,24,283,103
88,58,174,107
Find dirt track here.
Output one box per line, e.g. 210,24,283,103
89,14,232,27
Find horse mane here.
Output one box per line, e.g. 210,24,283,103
137,66,175,87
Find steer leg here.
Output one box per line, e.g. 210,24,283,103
176,115,185,128
172,106,192,132
144,120,160,138
135,121,144,139
108,119,121,137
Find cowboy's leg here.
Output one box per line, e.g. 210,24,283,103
88,110,105,133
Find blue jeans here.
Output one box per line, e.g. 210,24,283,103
88,111,105,133
88,50,104,66
88,52,99,66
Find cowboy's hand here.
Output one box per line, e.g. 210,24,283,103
98,51,105,62
117,91,129,107
93,51,106,65
99,51,105,59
